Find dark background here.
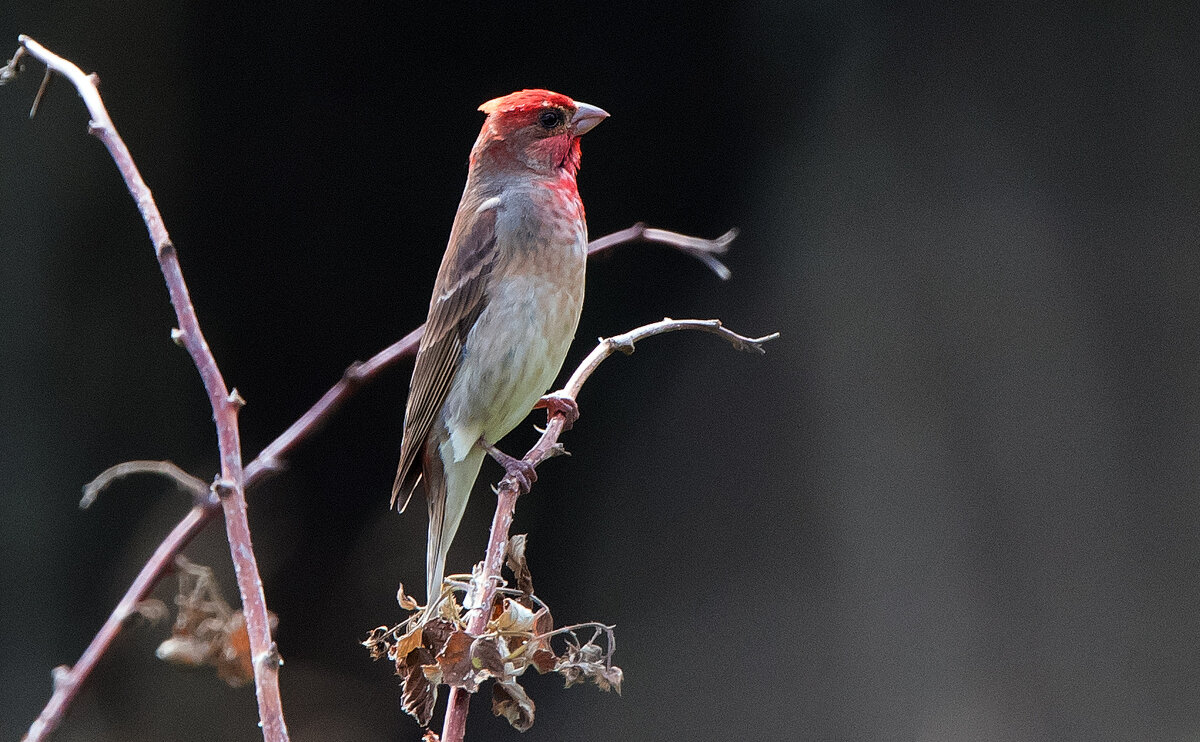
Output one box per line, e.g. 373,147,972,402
3,2,1199,740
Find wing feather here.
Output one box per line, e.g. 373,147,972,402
391,205,499,509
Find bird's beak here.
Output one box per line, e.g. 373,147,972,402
571,102,609,136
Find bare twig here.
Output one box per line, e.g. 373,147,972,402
80,460,212,510
24,507,213,742
585,222,736,281
0,44,26,85
6,33,744,742
11,36,288,742
440,318,778,742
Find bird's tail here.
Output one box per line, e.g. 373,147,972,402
425,443,486,606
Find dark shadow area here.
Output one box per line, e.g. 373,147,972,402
2,2,1199,740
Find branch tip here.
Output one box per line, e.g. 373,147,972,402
0,44,26,85
585,223,736,281
713,227,739,250
29,68,51,118
80,460,209,510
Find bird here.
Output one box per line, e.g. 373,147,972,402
391,89,608,605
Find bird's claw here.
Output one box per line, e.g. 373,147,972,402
479,438,537,494
502,459,536,494
534,391,579,430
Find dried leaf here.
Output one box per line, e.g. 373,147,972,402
133,599,168,622
399,646,437,726
436,630,506,692
505,534,534,599
422,732,441,742
154,559,274,688
534,607,554,634
437,589,465,622
366,569,624,733
155,636,211,667
421,618,457,656
492,680,535,731
396,583,420,611
529,608,557,673
215,611,254,687
434,630,475,690
599,665,624,695
393,626,424,662
471,637,506,680
556,634,622,694
362,626,392,660
489,598,536,635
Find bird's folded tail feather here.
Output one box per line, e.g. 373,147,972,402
391,469,421,513
423,441,447,606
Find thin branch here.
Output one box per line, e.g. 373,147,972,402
80,460,212,510
585,221,736,281
11,36,288,742
23,507,212,742
440,318,778,742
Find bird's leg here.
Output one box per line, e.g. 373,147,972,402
478,437,537,494
533,391,580,430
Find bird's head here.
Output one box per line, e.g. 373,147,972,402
471,89,608,177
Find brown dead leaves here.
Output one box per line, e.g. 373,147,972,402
150,556,276,687
363,535,622,732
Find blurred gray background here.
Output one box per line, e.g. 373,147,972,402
2,2,1199,740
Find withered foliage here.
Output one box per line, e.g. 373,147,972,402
363,536,621,731
150,556,277,687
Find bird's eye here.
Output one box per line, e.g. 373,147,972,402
538,109,564,129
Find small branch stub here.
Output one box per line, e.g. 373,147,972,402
227,388,247,409
211,477,237,500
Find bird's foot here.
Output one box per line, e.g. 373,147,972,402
479,438,537,494
533,391,579,430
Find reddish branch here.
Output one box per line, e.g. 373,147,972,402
4,35,738,742
9,36,287,742
439,319,778,742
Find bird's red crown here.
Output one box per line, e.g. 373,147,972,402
478,89,576,116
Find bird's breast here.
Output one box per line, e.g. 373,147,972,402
440,189,587,460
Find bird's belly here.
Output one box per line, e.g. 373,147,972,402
441,271,583,461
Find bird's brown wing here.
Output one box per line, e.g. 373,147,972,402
391,206,499,510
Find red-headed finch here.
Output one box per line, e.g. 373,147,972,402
392,90,608,603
